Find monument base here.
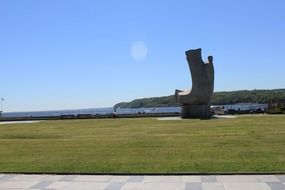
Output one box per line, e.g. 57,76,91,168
181,105,212,119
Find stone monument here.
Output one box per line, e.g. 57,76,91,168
175,48,214,118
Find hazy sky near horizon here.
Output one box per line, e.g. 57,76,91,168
1,0,285,112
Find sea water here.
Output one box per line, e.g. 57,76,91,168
2,107,181,117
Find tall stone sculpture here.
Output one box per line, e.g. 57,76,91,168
175,48,214,118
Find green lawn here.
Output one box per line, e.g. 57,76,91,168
0,115,285,173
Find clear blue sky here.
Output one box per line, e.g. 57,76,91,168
1,0,285,112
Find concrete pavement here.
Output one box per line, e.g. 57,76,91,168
0,174,285,190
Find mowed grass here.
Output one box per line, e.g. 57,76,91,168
0,115,285,173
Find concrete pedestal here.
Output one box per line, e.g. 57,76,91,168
181,104,211,119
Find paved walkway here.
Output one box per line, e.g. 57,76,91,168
0,174,285,190
0,121,41,125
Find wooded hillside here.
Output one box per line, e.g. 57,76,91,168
114,89,285,108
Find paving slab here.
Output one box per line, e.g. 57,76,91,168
121,182,144,190
47,181,109,190
223,182,271,190
73,175,112,182
127,176,144,182
216,175,258,183
277,175,285,182
9,174,48,181
104,182,125,190
182,176,201,182
43,174,65,181
255,175,280,182
267,182,285,190
143,182,185,190
58,175,77,181
0,180,40,189
45,181,71,189
0,174,284,190
143,176,182,183
185,182,202,190
0,175,17,181
109,176,130,182
202,183,224,190
30,180,54,189
201,176,217,182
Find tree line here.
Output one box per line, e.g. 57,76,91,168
114,89,285,108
